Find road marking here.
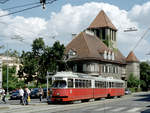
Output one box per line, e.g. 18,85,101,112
111,107,126,112
126,107,142,112
94,107,112,111
82,106,96,110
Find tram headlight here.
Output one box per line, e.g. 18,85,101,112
56,93,60,96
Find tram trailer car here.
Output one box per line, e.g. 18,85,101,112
51,72,125,102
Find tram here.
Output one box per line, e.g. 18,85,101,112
51,71,125,102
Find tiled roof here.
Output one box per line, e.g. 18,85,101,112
65,32,108,59
88,10,117,31
126,51,139,62
65,32,126,64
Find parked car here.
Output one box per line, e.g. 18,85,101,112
10,90,21,100
30,88,39,98
125,88,131,95
9,89,18,95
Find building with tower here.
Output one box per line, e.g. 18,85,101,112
65,10,140,85
87,10,117,49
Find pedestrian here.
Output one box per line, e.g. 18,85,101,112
1,88,6,104
23,87,28,105
19,87,24,105
38,86,43,102
47,88,52,101
26,87,31,104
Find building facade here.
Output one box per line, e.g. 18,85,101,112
0,55,20,87
65,10,140,85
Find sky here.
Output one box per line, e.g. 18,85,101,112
0,0,150,61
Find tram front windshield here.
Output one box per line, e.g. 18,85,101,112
52,80,67,88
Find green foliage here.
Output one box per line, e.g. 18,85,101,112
103,40,109,47
140,62,150,91
18,38,65,86
4,49,20,57
2,65,24,91
127,73,140,88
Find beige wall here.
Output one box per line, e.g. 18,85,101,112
82,62,125,80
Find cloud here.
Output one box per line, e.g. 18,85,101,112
45,2,138,56
128,2,150,28
0,11,47,45
1,1,150,60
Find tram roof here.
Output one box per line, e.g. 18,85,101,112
53,71,124,83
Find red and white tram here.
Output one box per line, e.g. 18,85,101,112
51,72,125,102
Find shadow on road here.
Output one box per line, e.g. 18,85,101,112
141,108,150,113
133,93,150,102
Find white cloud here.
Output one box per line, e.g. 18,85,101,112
1,1,150,60
45,2,139,56
128,2,150,28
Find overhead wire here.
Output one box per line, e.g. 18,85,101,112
132,28,150,51
0,0,10,4
0,0,58,18
2,1,40,11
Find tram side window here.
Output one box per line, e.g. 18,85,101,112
86,80,88,88
75,79,79,88
88,80,91,88
116,83,118,88
104,82,106,88
95,81,98,88
121,83,123,88
112,82,114,88
79,79,82,88
109,82,111,88
68,79,73,88
83,80,86,88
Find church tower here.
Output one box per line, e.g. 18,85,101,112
87,10,117,49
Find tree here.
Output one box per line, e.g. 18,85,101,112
2,65,24,90
4,49,20,57
18,51,38,83
18,38,65,86
140,62,150,91
127,73,140,88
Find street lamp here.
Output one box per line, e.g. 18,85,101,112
0,36,23,94
0,43,8,93
6,43,8,95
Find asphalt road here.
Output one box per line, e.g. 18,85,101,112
0,92,150,113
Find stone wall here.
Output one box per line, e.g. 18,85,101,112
126,62,140,79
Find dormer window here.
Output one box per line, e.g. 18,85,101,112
68,49,77,58
112,52,115,60
108,51,111,60
104,50,107,59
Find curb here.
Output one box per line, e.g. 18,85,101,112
0,106,9,110
30,102,47,106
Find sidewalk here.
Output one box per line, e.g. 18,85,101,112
0,98,48,110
